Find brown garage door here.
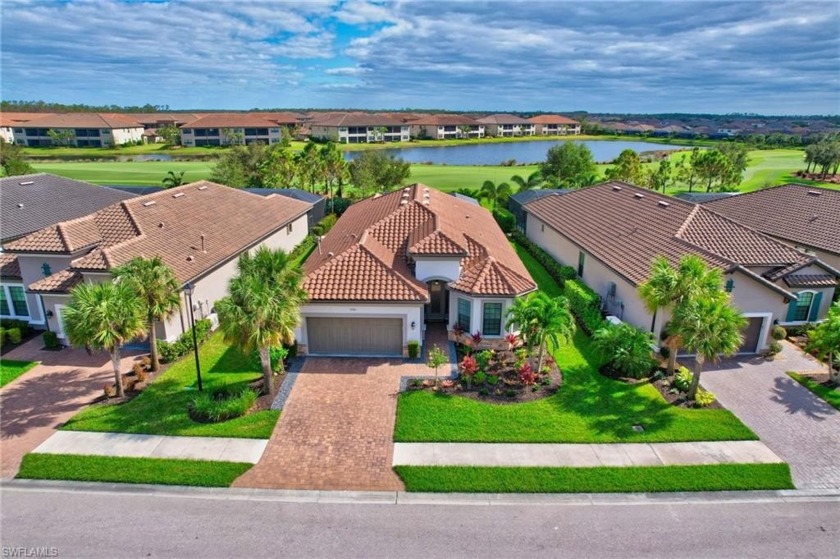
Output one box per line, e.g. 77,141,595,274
306,317,403,356
738,317,764,354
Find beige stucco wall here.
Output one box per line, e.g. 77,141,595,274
16,254,75,325
110,127,145,146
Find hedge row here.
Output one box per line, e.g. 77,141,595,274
158,319,213,364
512,231,606,335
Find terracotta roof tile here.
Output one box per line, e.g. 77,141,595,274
784,274,839,288
181,113,283,129
0,254,21,279
476,114,532,125
28,270,83,294
528,115,579,125
18,113,142,129
406,114,482,126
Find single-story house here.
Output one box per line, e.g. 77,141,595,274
524,181,839,354
1,174,137,326
527,115,581,135
4,181,312,343
704,184,840,271
476,114,535,137
406,114,486,139
508,189,571,233
11,113,144,147
295,184,537,357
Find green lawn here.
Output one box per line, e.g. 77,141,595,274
393,243,757,444
62,332,279,438
394,463,794,493
0,359,38,388
787,372,840,411
33,160,215,185
17,454,251,487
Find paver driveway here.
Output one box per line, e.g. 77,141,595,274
1,338,141,478
234,326,451,491
701,341,840,490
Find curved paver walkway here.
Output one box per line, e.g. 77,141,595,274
1,337,142,478
700,341,840,490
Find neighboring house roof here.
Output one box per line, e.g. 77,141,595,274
406,114,482,126
303,184,535,302
125,113,203,125
704,184,840,257
527,115,579,125
180,113,281,129
310,112,405,127
106,186,165,196
16,113,143,129
28,269,84,294
524,182,826,294
7,181,312,291
0,254,21,280
1,174,136,243
509,189,571,207
673,192,739,204
476,114,532,125
0,112,56,127
243,188,324,204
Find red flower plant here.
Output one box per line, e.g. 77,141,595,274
519,362,536,385
471,331,483,347
460,355,478,377
505,333,518,349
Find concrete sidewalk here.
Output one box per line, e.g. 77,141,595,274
32,431,268,464
392,441,783,467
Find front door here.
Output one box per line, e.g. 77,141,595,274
426,281,448,322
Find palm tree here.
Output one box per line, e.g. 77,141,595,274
63,281,146,398
505,295,539,356
162,170,186,188
509,170,543,191
479,180,512,210
113,256,181,372
672,293,746,400
215,247,306,394
525,293,576,372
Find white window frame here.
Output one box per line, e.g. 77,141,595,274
0,283,30,319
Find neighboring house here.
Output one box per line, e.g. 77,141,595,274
673,192,739,204
476,114,535,137
179,114,285,146
12,113,144,147
406,114,485,139
296,184,536,357
508,189,571,233
240,189,325,229
704,184,840,271
0,112,55,143
1,174,136,326
524,182,838,354
310,113,410,143
4,182,312,343
527,115,581,135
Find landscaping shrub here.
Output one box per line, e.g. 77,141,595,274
771,325,787,341
565,279,605,335
0,328,5,348
473,371,487,385
42,331,59,349
695,389,716,408
250,346,289,373
673,366,693,392
158,341,179,364
767,341,783,357
492,208,515,234
407,340,420,359
519,363,536,385
486,374,499,386
329,197,352,216
158,319,213,363
475,349,494,371
189,387,258,423
511,232,577,287
592,323,656,379
6,327,22,345
0,319,31,337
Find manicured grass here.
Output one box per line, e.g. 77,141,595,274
393,242,757,444
787,372,840,411
394,463,794,493
33,160,215,185
0,359,38,388
17,453,251,487
62,332,279,438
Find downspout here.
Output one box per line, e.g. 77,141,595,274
39,294,51,333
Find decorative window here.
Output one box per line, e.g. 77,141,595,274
794,292,814,321
725,279,734,293
578,251,585,277
482,303,502,336
0,286,29,318
42,263,51,277
457,298,471,332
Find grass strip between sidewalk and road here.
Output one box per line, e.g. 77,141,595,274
787,372,840,411
17,453,252,487
0,359,38,388
394,463,794,493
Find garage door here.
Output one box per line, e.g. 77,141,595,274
306,317,403,356
738,317,764,354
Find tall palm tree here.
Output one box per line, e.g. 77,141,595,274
505,295,539,356
162,170,186,188
215,247,306,394
113,256,181,372
530,293,576,372
510,170,543,191
479,180,512,210
63,281,146,398
672,293,746,400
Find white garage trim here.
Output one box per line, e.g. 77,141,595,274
738,312,773,355
305,315,404,357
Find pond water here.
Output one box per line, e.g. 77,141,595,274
115,154,175,162
345,139,689,166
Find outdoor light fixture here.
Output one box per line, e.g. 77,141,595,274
45,310,54,318
183,283,203,392
411,321,416,330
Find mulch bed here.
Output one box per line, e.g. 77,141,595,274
648,372,724,410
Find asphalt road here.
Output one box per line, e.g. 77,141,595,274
1,485,839,559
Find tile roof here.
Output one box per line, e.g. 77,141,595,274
525,182,815,287
303,184,535,301
509,189,571,207
476,114,532,125
527,115,580,125
180,113,283,129
9,181,312,291
673,192,739,204
310,112,406,127
406,114,483,126
1,174,135,243
0,254,21,280
16,113,142,129
28,269,83,294
704,184,840,256
784,274,838,288
0,112,56,127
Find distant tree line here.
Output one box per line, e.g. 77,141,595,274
1,100,170,113
804,140,840,176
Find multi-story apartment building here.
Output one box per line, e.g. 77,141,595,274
528,115,581,135
179,114,290,146
11,113,144,147
310,113,410,143
407,114,485,139
476,114,535,137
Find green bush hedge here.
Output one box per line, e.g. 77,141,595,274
511,231,577,286
43,331,59,349
158,318,213,364
492,208,515,234
329,197,352,216
6,327,22,345
0,319,31,338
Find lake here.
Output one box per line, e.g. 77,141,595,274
345,139,689,165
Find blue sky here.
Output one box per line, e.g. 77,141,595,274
1,0,838,114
